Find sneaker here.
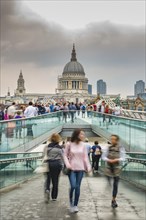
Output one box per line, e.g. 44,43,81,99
111,200,118,208
74,206,79,213
70,206,74,213
94,170,98,173
44,190,50,203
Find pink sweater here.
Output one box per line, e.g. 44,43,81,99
64,141,91,172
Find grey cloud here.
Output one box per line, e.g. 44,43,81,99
0,1,145,97
1,1,145,69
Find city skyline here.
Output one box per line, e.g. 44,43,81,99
1,1,145,98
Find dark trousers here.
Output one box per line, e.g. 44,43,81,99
108,176,120,198
27,124,33,137
70,112,74,123
45,160,62,200
63,113,67,122
92,155,101,170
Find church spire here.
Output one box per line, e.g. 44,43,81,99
7,87,10,96
71,43,77,61
20,69,23,77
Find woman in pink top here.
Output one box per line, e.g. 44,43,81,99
64,129,91,213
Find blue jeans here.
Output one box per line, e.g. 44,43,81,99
69,171,84,206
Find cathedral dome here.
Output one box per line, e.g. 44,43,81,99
63,61,84,74
63,44,85,76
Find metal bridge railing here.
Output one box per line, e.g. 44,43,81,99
0,152,43,189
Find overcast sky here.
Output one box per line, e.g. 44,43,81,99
0,0,145,97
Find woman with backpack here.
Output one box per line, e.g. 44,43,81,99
44,133,64,203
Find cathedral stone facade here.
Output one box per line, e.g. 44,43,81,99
57,45,88,94
0,45,95,105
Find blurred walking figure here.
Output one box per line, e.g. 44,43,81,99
69,102,76,123
4,109,9,120
63,103,69,123
81,104,86,118
76,103,81,116
102,135,125,208
24,102,37,137
84,138,91,161
7,102,16,119
101,101,105,122
91,141,102,172
64,129,91,213
15,111,22,138
44,134,63,202
0,106,4,145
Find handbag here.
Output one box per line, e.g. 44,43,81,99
63,165,71,175
34,145,54,174
63,144,71,175
34,161,49,174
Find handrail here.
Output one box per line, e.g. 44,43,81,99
121,109,146,114
126,152,146,155
93,111,145,122
0,152,44,155
0,110,145,123
126,157,146,164
0,111,62,123
0,156,43,164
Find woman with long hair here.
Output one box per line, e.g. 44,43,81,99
64,129,91,213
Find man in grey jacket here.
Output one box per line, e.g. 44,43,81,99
102,135,125,208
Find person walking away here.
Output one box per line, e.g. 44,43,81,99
86,104,91,117
5,115,16,139
102,135,125,208
45,104,50,113
69,102,77,123
7,102,16,119
4,109,9,120
84,138,91,161
50,103,55,113
15,111,22,138
0,106,4,145
44,133,63,202
91,141,102,172
114,105,121,116
104,105,110,129
63,103,69,123
93,103,97,112
76,103,80,116
81,104,86,118
64,129,91,213
114,105,121,125
0,107,4,121
24,102,37,137
101,101,105,123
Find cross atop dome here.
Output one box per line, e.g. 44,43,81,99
71,43,77,62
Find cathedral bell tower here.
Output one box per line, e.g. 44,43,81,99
15,70,26,96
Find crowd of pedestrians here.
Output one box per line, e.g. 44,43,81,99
42,131,125,213
0,101,122,122
0,101,122,145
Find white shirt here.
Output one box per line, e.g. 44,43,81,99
114,106,121,116
24,106,37,118
45,107,50,113
102,145,126,162
101,105,105,113
7,105,16,116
